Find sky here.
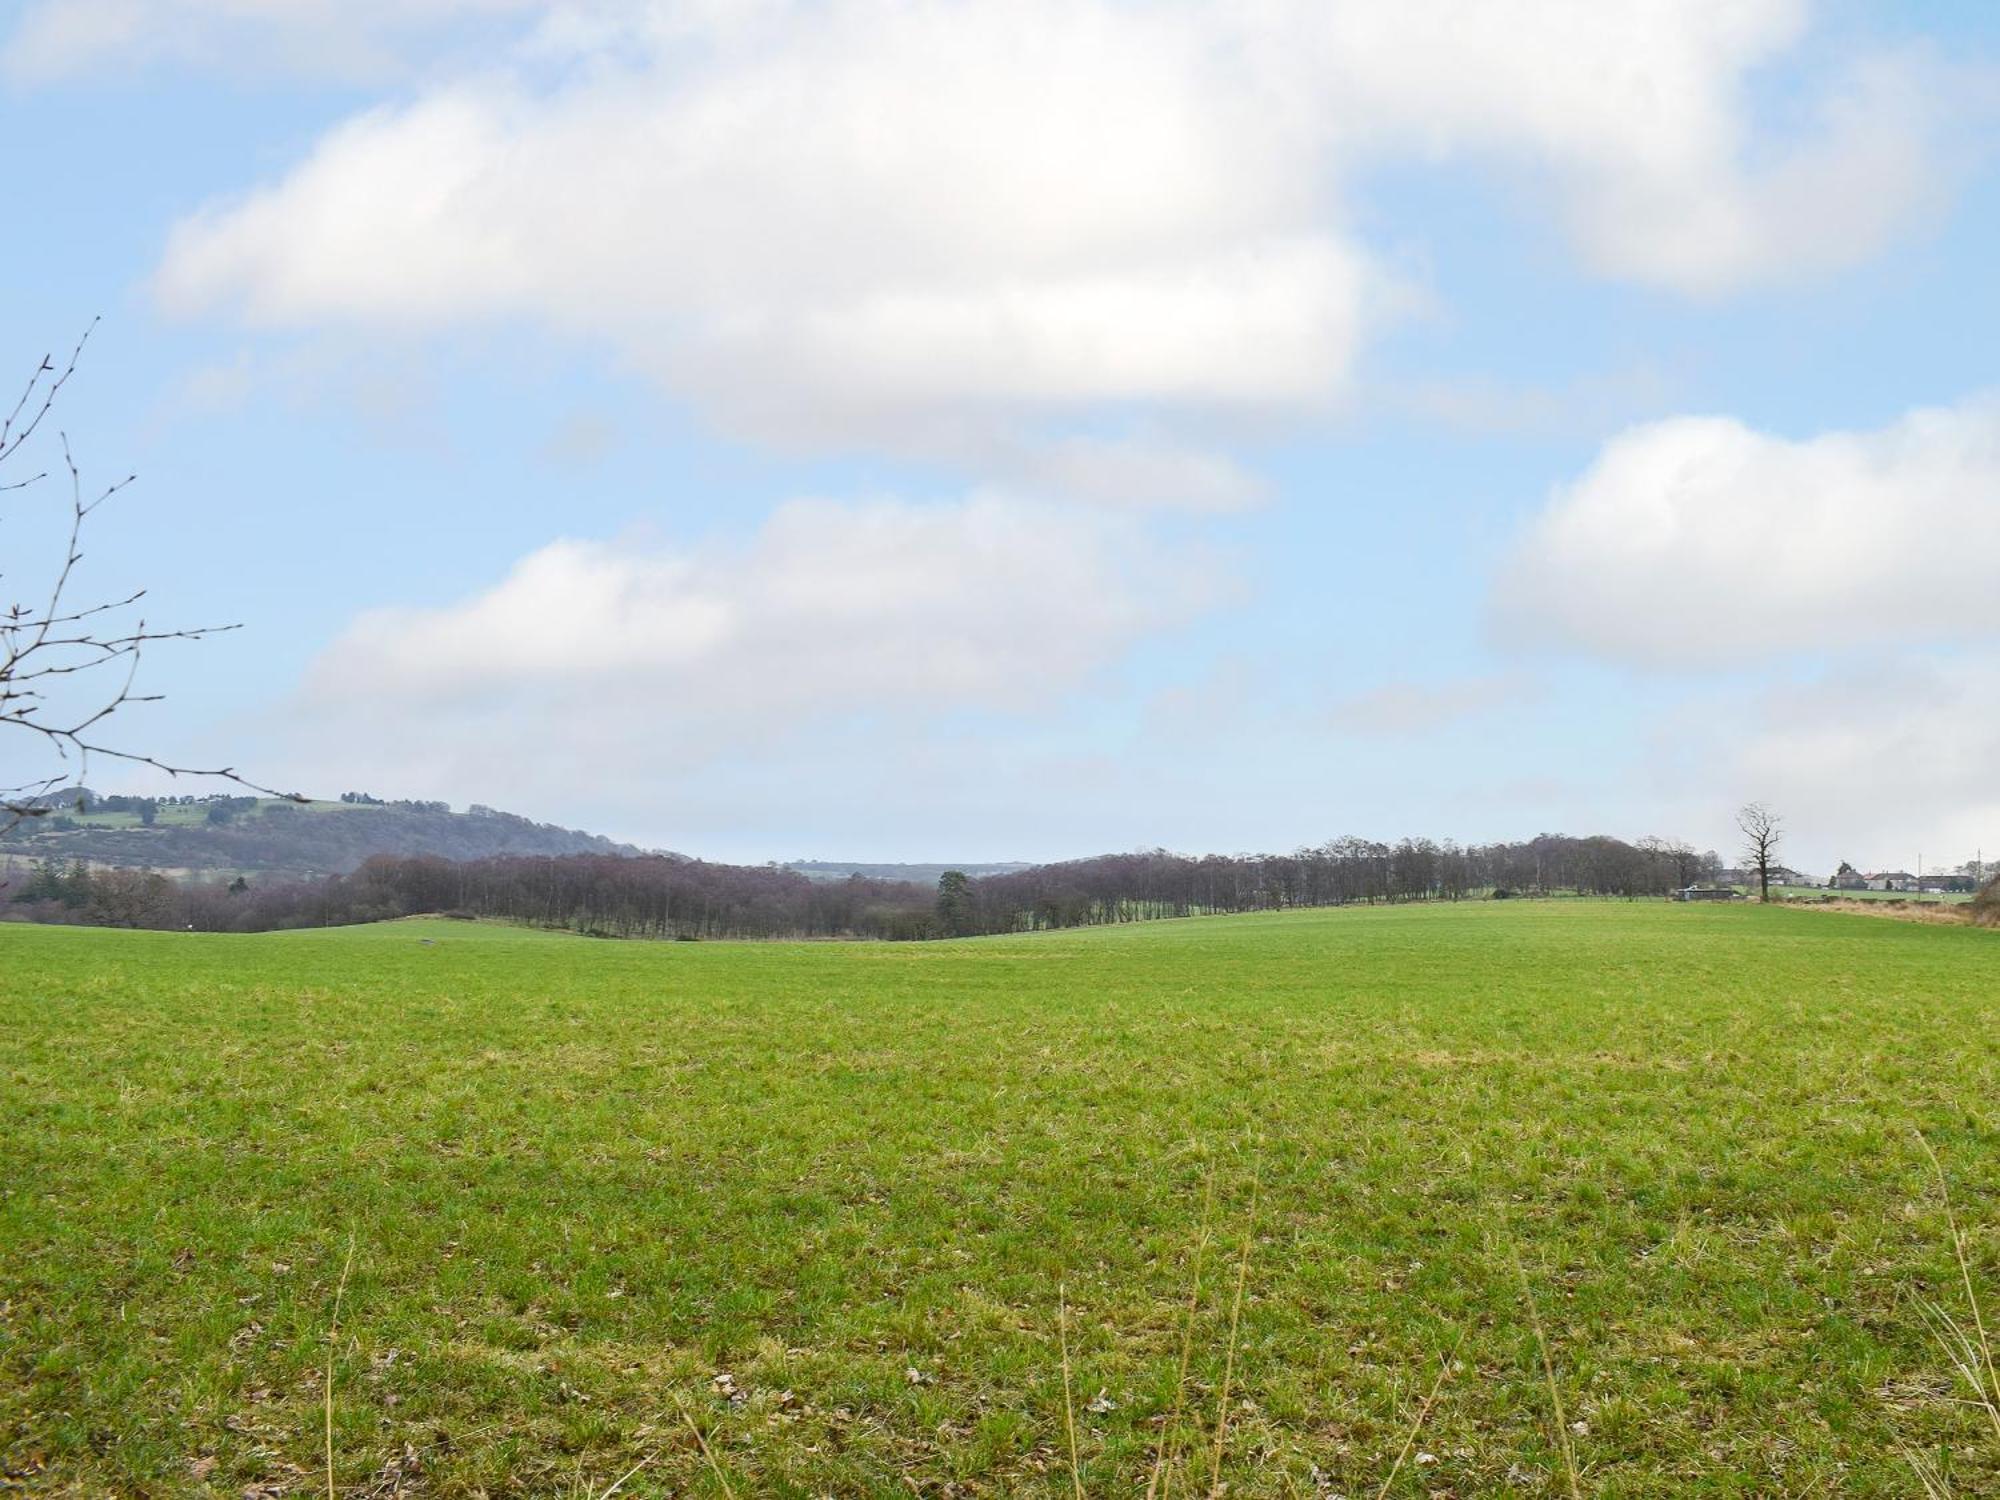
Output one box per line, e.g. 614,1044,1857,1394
3,0,1998,873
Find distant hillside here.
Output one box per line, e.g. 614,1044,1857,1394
786,860,1035,884
0,789,650,881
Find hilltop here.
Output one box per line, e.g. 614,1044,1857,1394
0,789,651,881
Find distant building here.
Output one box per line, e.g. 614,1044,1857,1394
1676,885,1746,902
1866,871,1918,892
1715,865,1813,889
1832,862,1869,890
1919,874,1979,894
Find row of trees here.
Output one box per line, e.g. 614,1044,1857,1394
339,792,451,812
6,830,1732,939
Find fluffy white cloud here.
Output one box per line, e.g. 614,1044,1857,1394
150,0,1960,472
1497,395,2000,666
290,491,1221,805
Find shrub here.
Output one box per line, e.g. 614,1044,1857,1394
1973,876,2000,928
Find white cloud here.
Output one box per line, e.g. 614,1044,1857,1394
1496,395,2000,666
1695,656,2000,872
1382,364,1677,438
993,433,1266,515
4,0,538,82
289,491,1222,805
1326,675,1533,737
148,1,1964,475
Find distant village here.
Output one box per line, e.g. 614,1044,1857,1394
1708,860,1988,895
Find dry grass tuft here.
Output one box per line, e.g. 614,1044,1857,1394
1145,1165,1218,1500
1373,1330,1465,1500
1059,1282,1086,1500
1892,1132,2000,1497
1206,1160,1262,1497
1512,1242,1584,1500
324,1231,356,1500
1915,1132,2000,1439
673,1392,738,1499
1797,898,1975,927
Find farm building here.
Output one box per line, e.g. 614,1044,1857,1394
1918,873,1980,894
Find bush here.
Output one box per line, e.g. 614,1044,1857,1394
1973,876,2000,928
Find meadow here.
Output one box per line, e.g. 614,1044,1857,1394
3,902,1997,1496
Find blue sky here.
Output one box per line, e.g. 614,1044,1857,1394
4,1,1997,872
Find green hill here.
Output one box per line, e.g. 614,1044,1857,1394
0,788,649,880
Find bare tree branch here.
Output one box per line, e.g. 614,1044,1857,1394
1,323,303,836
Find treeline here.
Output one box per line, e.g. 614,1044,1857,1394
959,834,1720,929
5,831,1736,939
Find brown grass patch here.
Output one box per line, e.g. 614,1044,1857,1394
1792,898,1977,927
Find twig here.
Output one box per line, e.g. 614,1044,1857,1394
1916,1129,2000,1440
1147,1164,1218,1500
0,323,300,833
674,1392,738,1499
1207,1159,1261,1496
595,1451,656,1500
0,318,95,465
1060,1281,1086,1500
1511,1242,1582,1500
1373,1329,1465,1500
325,1231,357,1500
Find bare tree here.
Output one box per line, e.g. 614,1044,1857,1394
1736,802,1782,903
2,322,295,833
1634,836,1705,897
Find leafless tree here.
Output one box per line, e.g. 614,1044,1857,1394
1736,802,1782,902
2,321,296,833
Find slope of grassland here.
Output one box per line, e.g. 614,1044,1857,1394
2,903,1997,1495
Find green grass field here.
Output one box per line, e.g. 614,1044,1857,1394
4,903,1997,1496
45,798,382,832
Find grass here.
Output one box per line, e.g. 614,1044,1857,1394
2,901,1998,1495
1771,885,1975,905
